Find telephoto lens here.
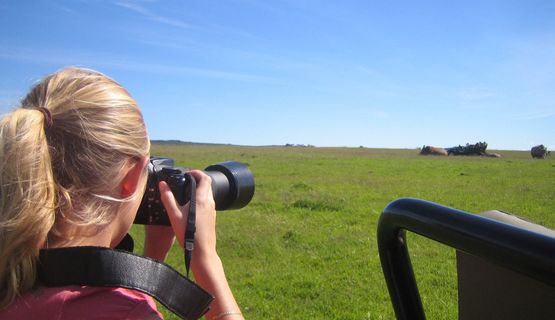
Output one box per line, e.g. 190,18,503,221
134,157,255,225
204,161,255,211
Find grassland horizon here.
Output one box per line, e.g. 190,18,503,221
150,139,544,153
131,143,554,319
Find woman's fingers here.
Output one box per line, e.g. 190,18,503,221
159,171,217,251
159,180,187,247
184,170,218,257
188,170,215,206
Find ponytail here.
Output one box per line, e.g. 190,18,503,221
0,67,149,309
0,108,57,308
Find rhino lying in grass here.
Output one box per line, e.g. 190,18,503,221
447,141,488,156
420,145,448,156
444,141,501,158
421,142,502,158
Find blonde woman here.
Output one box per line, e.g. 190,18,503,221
0,68,243,320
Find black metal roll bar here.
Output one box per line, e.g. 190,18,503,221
377,198,555,320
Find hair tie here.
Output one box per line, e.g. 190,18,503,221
38,107,53,130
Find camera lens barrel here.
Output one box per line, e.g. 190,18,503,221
205,161,255,211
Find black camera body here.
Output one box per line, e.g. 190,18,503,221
134,157,255,225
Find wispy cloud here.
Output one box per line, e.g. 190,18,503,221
226,0,289,16
113,1,259,45
131,33,323,76
116,61,281,83
48,0,78,14
325,102,391,120
508,109,555,120
0,45,284,84
372,110,389,119
455,87,496,101
115,1,194,29
354,65,380,77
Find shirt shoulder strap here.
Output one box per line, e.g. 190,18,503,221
37,246,213,320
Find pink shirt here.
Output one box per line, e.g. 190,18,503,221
0,285,164,319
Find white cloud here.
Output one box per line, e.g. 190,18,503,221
0,45,284,83
115,1,194,29
455,87,496,101
507,108,555,120
372,110,389,119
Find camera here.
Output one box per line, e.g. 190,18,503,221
134,157,255,225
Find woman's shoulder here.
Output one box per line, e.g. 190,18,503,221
0,285,163,319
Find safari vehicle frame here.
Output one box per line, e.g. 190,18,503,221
377,198,555,320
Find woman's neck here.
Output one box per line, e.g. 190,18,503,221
47,223,114,248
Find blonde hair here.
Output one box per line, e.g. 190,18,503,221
0,67,150,308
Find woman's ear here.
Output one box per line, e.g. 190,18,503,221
121,156,150,198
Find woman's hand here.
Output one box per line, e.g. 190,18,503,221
144,170,215,262
159,170,244,320
159,170,217,257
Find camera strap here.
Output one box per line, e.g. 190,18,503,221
37,246,214,320
184,173,196,277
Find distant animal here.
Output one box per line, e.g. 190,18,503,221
531,145,549,159
420,145,448,156
447,141,488,156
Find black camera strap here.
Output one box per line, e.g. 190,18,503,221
37,246,214,320
184,173,196,277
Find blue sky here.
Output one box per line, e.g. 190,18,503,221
1,0,554,150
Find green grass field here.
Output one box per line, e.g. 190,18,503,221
129,144,555,319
